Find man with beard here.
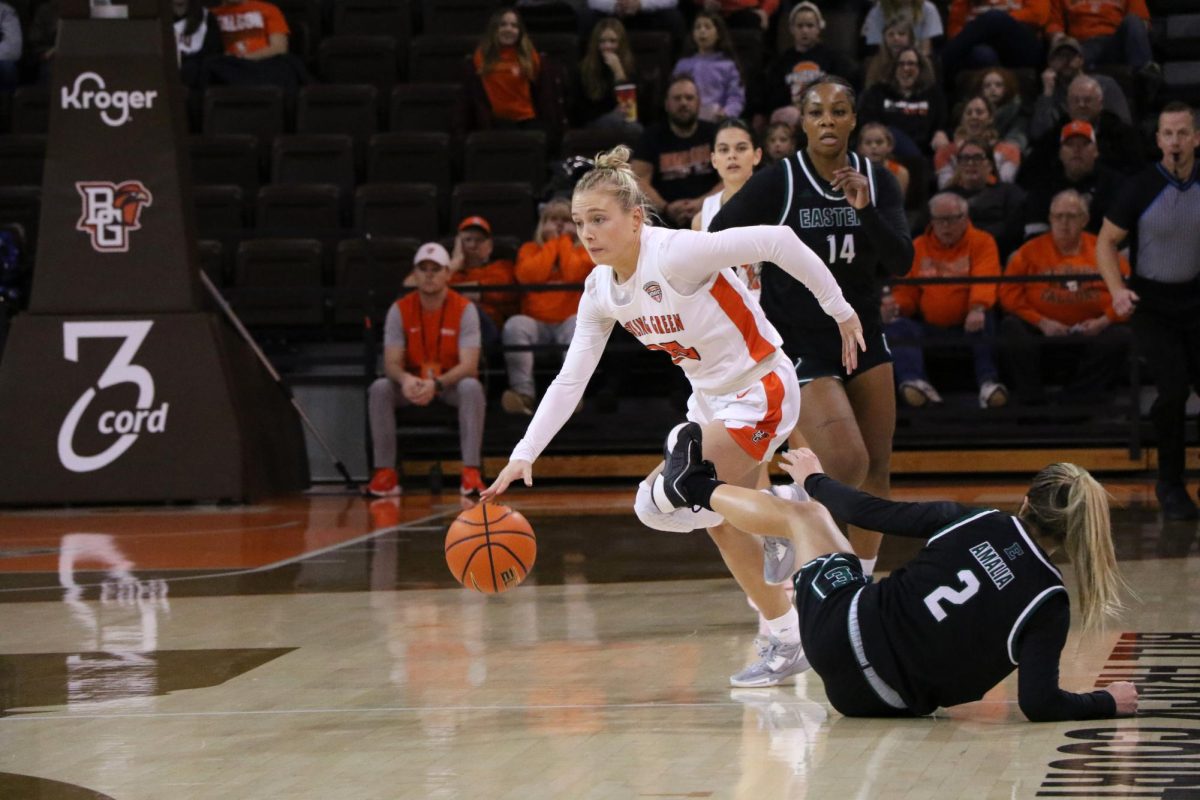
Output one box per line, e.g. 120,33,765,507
1021,120,1123,239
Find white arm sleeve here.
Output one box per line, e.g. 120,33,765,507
661,226,855,323
510,288,615,463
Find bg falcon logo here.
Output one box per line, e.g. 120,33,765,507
76,181,153,253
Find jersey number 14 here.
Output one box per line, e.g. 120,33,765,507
825,234,856,265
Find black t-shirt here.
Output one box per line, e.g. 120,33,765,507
857,83,947,154
1104,162,1200,283
763,44,858,114
708,149,912,356
805,473,1118,721
632,120,719,205
1020,162,1124,237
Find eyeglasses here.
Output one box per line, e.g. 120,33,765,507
930,214,966,224
958,153,988,163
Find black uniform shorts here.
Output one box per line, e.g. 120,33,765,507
793,552,911,717
789,327,892,386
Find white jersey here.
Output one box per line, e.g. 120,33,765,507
701,193,762,300
510,224,852,463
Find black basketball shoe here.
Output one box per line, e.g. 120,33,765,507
652,422,716,513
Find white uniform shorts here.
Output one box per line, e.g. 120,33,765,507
686,357,801,464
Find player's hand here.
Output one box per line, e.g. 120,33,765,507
837,311,867,373
1104,680,1138,715
831,167,870,210
1112,287,1138,318
481,459,532,501
779,448,824,486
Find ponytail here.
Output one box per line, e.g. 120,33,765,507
1024,463,1131,630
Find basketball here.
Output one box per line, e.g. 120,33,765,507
445,502,536,593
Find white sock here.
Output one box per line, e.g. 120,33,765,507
860,556,877,578
765,606,801,646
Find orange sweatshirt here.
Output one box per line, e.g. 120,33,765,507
451,258,517,323
1000,231,1130,325
694,0,781,15
947,0,1051,37
893,225,1001,327
1046,0,1149,40
474,47,541,122
515,235,595,324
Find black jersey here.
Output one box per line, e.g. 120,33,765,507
805,474,1117,720
708,150,913,357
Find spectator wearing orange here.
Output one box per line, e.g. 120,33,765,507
210,0,289,59
886,192,1008,409
694,0,779,31
935,95,1023,189
466,8,562,143
501,200,595,416
448,216,518,342
999,189,1131,405
942,0,1049,75
1046,0,1155,73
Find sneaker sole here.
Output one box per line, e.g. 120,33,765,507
501,392,534,415
367,487,401,498
728,655,811,688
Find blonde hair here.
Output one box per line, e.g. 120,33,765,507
534,197,572,244
572,145,651,218
1022,463,1130,631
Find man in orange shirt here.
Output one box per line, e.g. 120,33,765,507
448,215,518,341
501,201,595,415
1046,0,1155,73
885,192,1008,409
999,188,1131,406
210,0,289,60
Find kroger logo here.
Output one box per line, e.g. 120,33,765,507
61,72,157,127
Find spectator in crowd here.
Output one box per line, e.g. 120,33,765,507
1030,36,1132,133
448,215,518,339
976,67,1030,152
863,16,916,90
941,0,1049,75
692,118,764,298
1020,120,1122,238
27,0,58,81
0,1,20,92
208,0,308,91
762,120,796,166
366,242,488,498
466,8,561,140
886,192,1008,409
1029,73,1144,175
1000,189,1131,406
632,73,720,227
673,9,744,122
945,137,1028,259
1098,103,1200,520
858,121,911,199
586,0,686,44
1046,0,1156,74
764,2,857,122
862,0,944,56
572,17,643,133
173,0,224,89
694,0,778,31
935,95,1023,188
501,199,595,416
858,45,948,158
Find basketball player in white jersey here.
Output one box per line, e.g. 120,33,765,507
693,118,763,300
482,145,865,686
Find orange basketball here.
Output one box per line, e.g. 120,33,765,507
445,502,536,593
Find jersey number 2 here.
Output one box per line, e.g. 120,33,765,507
923,569,981,622
825,233,856,264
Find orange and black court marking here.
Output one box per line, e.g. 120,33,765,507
1,480,1198,799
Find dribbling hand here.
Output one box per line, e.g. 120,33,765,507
1104,680,1138,715
779,448,824,487
838,312,867,373
481,459,532,501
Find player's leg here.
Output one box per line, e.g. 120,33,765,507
841,363,896,573
708,483,852,569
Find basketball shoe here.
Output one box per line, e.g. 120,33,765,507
460,466,486,496
730,635,810,688
761,483,807,585
651,422,715,513
366,467,401,497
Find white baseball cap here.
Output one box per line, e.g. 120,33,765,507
413,242,450,268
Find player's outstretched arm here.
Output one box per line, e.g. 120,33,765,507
481,460,532,500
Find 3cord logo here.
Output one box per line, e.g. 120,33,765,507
76,181,152,253
61,72,157,127
57,322,169,473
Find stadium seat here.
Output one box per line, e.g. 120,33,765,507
353,183,441,240
0,135,46,187
450,181,536,239
296,84,380,143
389,83,464,134
1159,13,1200,59
196,239,227,287
192,185,247,237
366,131,452,196
233,238,326,327
334,0,412,42
202,86,286,154
10,86,48,135
421,0,502,35
408,35,477,83
561,127,634,159
271,134,357,197
317,36,400,97
463,129,547,186
333,236,419,326
273,0,323,49
188,134,260,195
256,184,344,235
627,31,673,123
536,33,581,75
520,2,580,34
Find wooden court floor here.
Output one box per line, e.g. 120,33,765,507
1,480,1198,799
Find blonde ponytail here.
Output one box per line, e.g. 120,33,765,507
1024,463,1131,630
572,145,652,219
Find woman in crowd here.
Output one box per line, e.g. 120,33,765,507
857,45,948,157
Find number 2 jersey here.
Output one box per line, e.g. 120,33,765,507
509,224,853,463
804,473,1117,720
709,150,913,355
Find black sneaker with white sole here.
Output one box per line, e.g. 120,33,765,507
651,422,715,513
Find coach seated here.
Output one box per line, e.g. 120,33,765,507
885,192,1008,410
999,189,1131,406
366,243,487,499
